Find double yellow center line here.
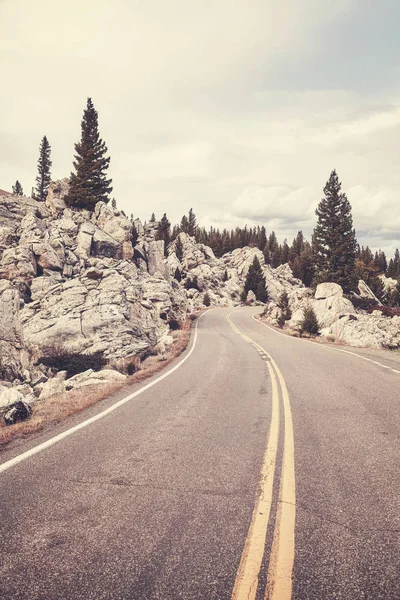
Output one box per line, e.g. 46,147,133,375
226,313,296,600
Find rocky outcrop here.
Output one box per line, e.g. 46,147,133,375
21,258,186,362
1,179,399,419
327,312,400,349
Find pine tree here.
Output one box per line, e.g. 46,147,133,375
281,239,290,264
394,249,400,277
34,135,52,201
156,213,171,257
244,256,266,301
278,291,291,321
256,279,268,303
131,221,138,246
312,170,357,292
66,98,112,210
12,180,23,195
203,291,211,306
300,304,319,336
150,213,156,222
188,208,197,237
111,198,117,209
180,214,189,234
387,258,396,278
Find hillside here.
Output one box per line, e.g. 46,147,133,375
0,180,399,425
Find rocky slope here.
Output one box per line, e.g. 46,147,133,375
0,181,399,421
263,279,400,349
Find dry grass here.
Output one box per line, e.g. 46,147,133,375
0,317,194,449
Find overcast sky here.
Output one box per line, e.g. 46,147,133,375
1,0,399,255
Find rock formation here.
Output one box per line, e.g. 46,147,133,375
0,181,399,424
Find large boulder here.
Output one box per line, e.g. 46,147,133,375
39,375,66,400
313,294,355,329
94,202,133,243
328,312,400,349
146,240,170,279
223,246,264,278
170,233,216,270
92,228,120,258
315,282,343,299
45,179,69,216
0,246,37,281
76,222,95,259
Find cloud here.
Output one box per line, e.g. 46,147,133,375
0,0,399,257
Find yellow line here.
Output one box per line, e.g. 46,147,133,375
227,313,296,600
265,358,296,600
231,359,280,600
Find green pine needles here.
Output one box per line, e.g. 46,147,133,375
300,304,319,336
66,98,112,210
312,170,357,293
12,180,23,195
34,135,52,201
244,256,268,302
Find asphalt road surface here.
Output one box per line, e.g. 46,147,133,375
1,308,399,600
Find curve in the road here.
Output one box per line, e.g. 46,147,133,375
253,314,400,375
0,312,208,475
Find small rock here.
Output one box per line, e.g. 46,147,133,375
4,400,32,425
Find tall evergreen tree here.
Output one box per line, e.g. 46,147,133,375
312,170,357,292
156,213,171,257
34,135,52,201
12,180,23,195
244,256,267,301
188,208,197,237
66,98,112,210
180,214,189,234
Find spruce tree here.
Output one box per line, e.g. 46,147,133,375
150,213,156,222
111,198,117,209
66,98,112,210
12,180,23,195
393,249,400,277
156,213,171,257
312,170,357,292
180,214,189,234
131,221,138,246
300,304,319,336
244,256,267,301
34,135,52,201
188,208,197,237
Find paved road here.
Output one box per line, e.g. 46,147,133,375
0,308,399,599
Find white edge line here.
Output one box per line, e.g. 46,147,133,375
0,312,207,475
251,312,400,375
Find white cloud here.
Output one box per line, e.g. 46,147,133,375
0,0,398,257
